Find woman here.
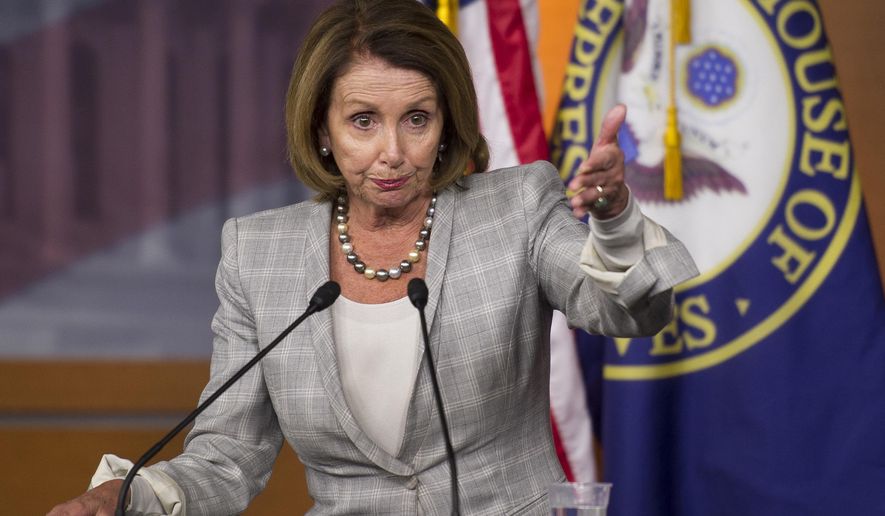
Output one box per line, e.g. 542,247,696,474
50,0,697,514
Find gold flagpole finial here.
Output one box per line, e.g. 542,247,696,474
436,0,459,35
436,0,465,174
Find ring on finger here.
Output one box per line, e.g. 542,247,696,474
594,184,609,209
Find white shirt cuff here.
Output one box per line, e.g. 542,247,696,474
581,193,669,302
90,454,185,516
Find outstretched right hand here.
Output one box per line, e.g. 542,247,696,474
47,479,126,516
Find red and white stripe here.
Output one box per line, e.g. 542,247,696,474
456,0,597,483
458,0,546,169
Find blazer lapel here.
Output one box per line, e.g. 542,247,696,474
423,186,453,337
397,186,455,463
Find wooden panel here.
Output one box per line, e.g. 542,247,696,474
4,428,188,515
2,427,311,515
0,361,208,412
0,362,314,511
818,0,885,291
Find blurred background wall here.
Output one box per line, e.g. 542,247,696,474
0,1,328,512
0,0,882,513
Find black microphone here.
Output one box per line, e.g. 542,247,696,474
308,280,342,312
115,280,340,516
407,276,428,309
407,278,459,516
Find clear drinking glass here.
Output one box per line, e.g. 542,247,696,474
548,482,612,516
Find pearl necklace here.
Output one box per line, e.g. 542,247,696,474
334,194,436,281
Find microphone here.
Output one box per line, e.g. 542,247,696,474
115,281,341,516
407,276,428,309
308,280,342,312
407,278,459,516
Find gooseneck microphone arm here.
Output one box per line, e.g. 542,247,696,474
408,278,460,516
115,281,341,516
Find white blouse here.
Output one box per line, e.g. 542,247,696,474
332,295,421,456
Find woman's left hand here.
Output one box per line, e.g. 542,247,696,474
567,103,629,220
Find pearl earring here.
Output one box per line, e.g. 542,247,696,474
319,146,331,157
437,143,446,162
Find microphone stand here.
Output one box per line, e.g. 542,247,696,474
115,281,340,516
408,278,460,516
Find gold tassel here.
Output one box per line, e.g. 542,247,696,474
664,107,683,200
663,0,690,201
436,0,458,35
672,0,691,44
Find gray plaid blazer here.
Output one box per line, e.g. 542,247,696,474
154,161,696,515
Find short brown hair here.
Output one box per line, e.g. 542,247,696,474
285,0,489,199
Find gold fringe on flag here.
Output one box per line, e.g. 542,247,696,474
664,0,691,201
436,0,458,35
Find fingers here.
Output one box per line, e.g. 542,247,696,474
566,104,629,219
47,480,124,516
567,144,623,199
567,104,626,185
569,145,623,181
47,499,91,516
570,181,618,219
